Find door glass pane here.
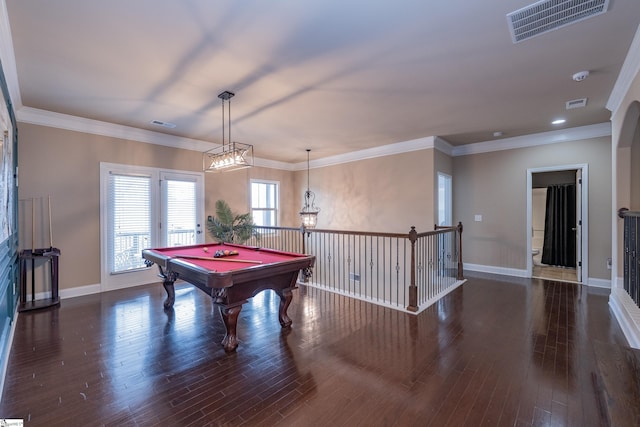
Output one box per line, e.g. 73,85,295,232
438,173,452,226
166,180,197,246
109,174,151,273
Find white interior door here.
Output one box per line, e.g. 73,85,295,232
576,169,582,282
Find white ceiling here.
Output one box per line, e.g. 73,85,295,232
3,0,640,163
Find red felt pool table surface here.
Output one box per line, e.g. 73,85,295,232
148,242,308,273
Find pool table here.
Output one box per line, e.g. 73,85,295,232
142,242,315,352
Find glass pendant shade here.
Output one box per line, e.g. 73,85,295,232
203,91,254,172
299,149,320,228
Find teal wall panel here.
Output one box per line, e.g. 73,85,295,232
0,56,19,376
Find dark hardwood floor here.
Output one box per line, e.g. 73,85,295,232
0,272,632,426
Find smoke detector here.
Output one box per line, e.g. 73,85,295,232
572,71,590,82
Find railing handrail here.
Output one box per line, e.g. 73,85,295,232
254,225,302,233
253,224,461,240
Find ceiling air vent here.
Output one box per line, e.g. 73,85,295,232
507,0,610,43
150,120,176,129
566,98,588,109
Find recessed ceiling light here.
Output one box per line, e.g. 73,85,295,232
493,131,503,137
551,119,566,125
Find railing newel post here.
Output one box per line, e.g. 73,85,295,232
300,225,306,254
407,226,418,312
457,221,464,280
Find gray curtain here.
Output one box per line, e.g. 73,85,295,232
541,184,576,268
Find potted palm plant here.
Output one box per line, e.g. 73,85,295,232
206,199,259,244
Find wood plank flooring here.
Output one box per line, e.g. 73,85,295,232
0,272,631,426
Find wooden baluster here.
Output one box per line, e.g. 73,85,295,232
457,221,464,280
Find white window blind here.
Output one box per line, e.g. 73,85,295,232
251,181,278,228
108,173,151,273
165,179,197,246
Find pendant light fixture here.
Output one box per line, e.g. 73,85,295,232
203,91,254,172
299,149,320,228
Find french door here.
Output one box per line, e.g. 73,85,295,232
160,171,204,247
100,163,204,290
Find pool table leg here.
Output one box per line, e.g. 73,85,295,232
162,280,175,308
276,288,293,328
220,305,242,352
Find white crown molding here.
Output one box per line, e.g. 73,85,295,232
254,157,295,171
18,105,610,169
18,106,215,151
451,122,611,157
292,136,438,170
19,104,444,170
434,136,455,156
607,23,640,115
18,106,298,170
0,0,22,109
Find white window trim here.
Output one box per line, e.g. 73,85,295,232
250,179,280,230
99,162,204,291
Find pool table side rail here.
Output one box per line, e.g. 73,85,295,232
168,255,315,289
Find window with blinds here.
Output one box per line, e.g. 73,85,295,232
251,180,278,228
108,173,151,273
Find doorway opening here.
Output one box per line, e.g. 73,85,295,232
526,165,588,283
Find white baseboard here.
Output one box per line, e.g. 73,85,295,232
415,279,467,314
60,283,102,299
34,281,161,301
587,277,611,289
30,283,102,302
609,287,640,349
464,263,528,278
465,263,611,288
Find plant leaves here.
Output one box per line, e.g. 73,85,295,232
207,200,259,244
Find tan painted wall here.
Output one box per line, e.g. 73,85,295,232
453,136,612,280
17,123,296,290
25,116,611,288
204,165,297,228
18,122,438,291
299,149,436,233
